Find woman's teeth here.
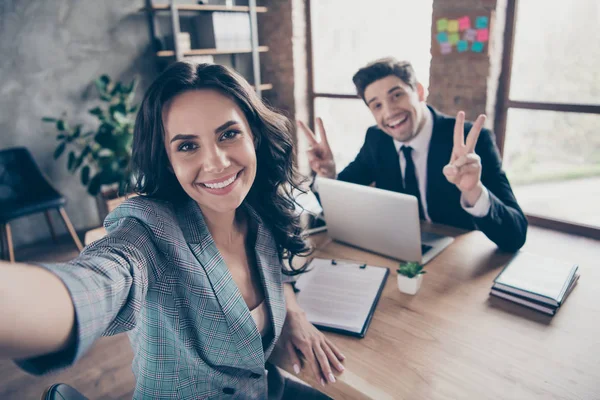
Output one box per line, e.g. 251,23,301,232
203,173,238,189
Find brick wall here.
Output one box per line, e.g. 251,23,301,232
258,0,505,144
258,0,296,121
257,0,311,172
428,0,506,130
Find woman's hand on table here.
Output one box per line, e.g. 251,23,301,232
280,308,346,386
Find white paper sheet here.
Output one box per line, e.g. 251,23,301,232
295,258,388,334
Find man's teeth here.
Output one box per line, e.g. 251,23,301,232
203,173,237,189
388,116,408,128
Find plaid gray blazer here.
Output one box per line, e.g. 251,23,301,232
17,196,295,399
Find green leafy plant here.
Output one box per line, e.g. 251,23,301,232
397,262,426,279
43,75,138,196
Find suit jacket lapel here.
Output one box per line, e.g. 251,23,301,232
244,205,286,359
176,198,265,373
426,106,456,221
379,133,404,192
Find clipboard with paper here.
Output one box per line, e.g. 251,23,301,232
294,258,389,338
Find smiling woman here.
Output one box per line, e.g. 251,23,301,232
162,89,259,217
132,63,309,259
0,62,343,399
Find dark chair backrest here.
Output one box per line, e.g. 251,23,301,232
0,147,60,205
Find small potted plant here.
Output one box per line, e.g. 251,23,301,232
397,262,426,295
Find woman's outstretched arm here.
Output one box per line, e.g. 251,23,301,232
0,262,76,359
0,213,158,376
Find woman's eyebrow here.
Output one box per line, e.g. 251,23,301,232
214,120,240,134
168,121,241,143
169,133,198,144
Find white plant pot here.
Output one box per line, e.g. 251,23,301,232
397,274,423,295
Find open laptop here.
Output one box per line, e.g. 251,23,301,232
315,177,454,265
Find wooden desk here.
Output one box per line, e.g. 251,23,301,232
272,226,600,399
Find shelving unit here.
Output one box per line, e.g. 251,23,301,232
142,4,268,13
156,46,269,58
143,0,269,98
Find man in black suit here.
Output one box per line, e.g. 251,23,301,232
298,58,527,251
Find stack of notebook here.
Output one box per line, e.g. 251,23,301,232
490,251,580,316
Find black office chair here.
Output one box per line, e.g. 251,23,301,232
0,147,83,262
41,383,88,400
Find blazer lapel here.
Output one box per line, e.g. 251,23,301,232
426,106,457,221
379,133,404,193
175,198,265,373
245,204,287,358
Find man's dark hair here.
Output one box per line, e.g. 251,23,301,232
352,57,418,101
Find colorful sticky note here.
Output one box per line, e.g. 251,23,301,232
437,18,448,32
449,33,460,45
440,42,452,55
448,20,459,33
477,28,489,42
457,40,469,53
472,41,484,53
458,16,471,31
475,16,489,29
437,32,449,43
464,28,477,42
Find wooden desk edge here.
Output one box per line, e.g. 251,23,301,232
270,352,390,400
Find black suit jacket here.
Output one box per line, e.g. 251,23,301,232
337,106,528,251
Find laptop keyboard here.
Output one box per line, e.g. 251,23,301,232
421,244,433,255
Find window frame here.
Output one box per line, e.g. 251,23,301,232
305,0,362,134
306,0,600,239
494,0,600,239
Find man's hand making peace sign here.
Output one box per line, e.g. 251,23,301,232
442,111,487,207
299,111,488,205
297,118,337,179
295,58,527,252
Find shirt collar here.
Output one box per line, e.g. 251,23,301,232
393,105,433,155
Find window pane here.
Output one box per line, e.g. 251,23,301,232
311,0,433,94
509,0,600,104
503,108,600,227
314,97,375,172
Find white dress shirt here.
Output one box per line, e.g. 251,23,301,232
393,107,491,221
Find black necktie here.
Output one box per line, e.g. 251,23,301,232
401,146,425,220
